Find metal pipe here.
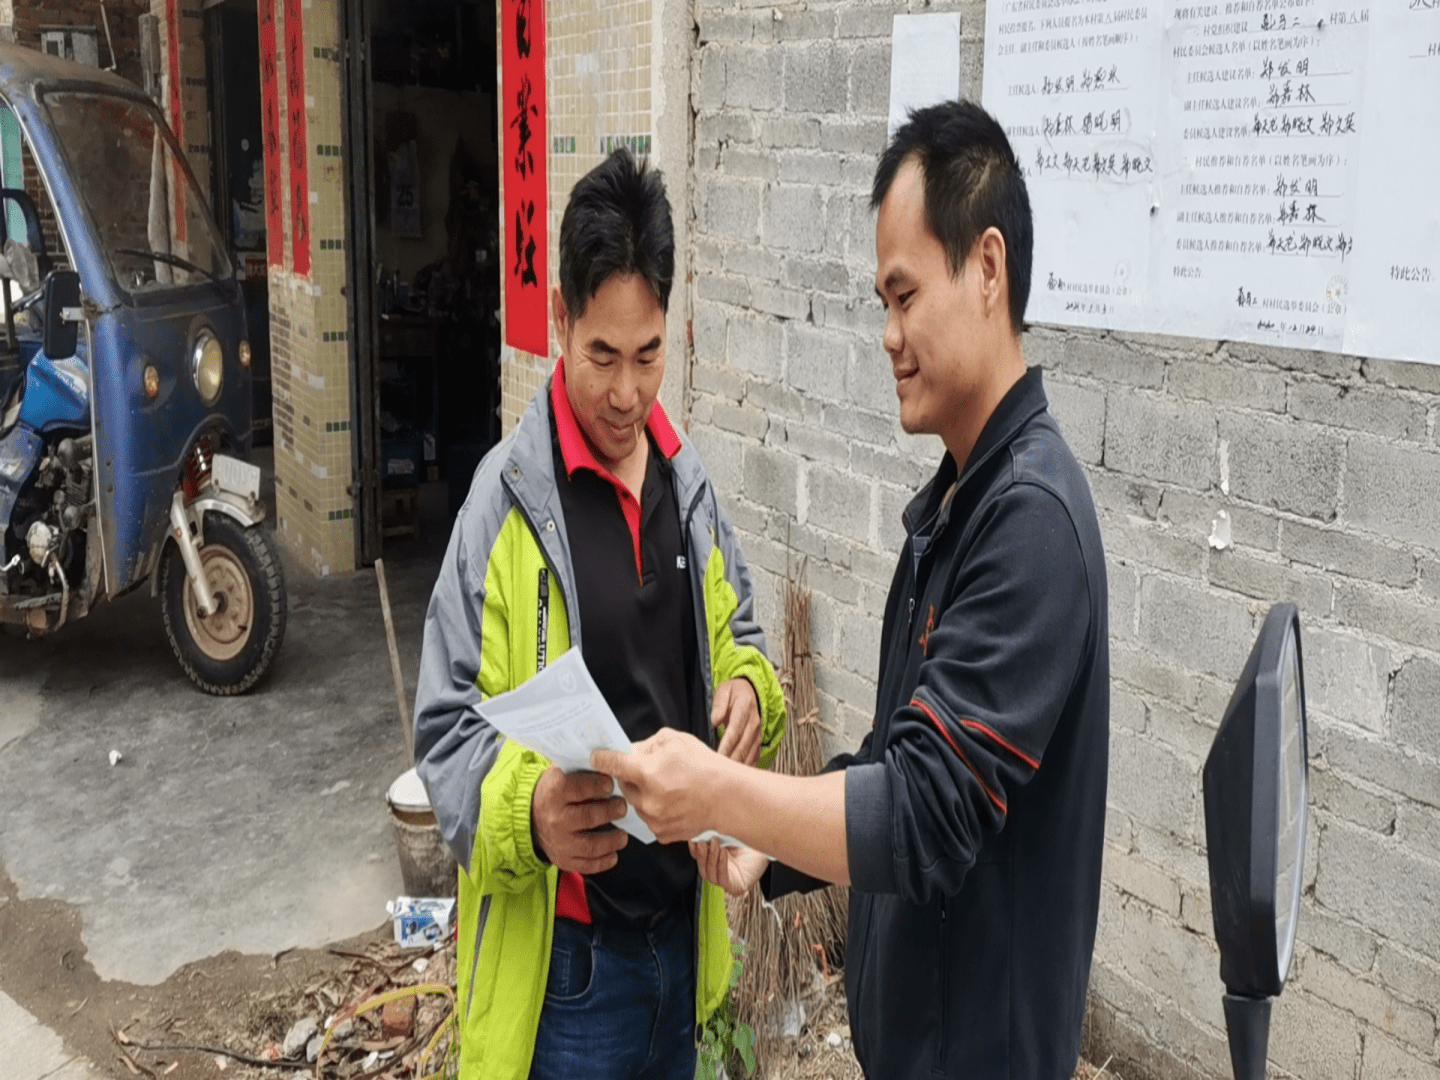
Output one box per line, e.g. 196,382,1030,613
47,552,69,631
99,1,119,72
169,490,216,616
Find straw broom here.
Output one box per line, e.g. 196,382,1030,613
728,564,850,1071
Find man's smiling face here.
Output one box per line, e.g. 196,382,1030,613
873,157,1006,444
554,272,666,472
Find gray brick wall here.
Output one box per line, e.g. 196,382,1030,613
685,2,1440,1077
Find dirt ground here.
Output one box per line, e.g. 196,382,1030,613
0,867,455,1080
753,976,863,1080
3,863,1113,1080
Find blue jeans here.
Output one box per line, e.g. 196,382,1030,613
529,907,698,1080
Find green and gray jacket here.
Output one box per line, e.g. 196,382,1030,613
413,379,787,1080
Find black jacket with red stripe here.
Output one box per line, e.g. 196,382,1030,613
784,367,1110,1079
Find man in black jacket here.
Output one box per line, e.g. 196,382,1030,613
595,100,1109,1079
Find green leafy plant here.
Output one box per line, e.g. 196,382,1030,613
697,941,757,1080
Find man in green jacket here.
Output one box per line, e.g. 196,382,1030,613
413,148,787,1080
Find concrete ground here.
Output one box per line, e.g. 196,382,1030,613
0,452,453,1070
0,990,101,1080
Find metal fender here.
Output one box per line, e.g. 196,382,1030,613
189,490,266,529
148,468,267,599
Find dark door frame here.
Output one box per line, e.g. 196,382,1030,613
340,0,382,565
203,6,233,252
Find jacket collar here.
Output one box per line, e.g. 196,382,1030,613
501,380,567,567
903,365,1051,539
499,369,710,625
548,357,709,527
550,357,683,480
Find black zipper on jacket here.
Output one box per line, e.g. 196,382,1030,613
500,462,578,655
681,482,712,732
934,902,948,1071
536,567,550,672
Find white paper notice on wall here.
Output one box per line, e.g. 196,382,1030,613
981,0,1440,366
889,13,962,140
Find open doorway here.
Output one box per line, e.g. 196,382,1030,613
347,0,501,564
204,0,273,444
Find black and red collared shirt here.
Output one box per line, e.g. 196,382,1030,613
547,359,704,929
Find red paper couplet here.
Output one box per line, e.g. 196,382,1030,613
282,0,311,276
502,0,548,357
258,0,285,269
164,0,186,243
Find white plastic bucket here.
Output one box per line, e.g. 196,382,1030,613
386,768,457,898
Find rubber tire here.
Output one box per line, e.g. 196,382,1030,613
161,512,286,695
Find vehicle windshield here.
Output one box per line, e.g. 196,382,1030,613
41,91,231,293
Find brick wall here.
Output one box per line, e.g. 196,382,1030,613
19,144,65,269
2,0,153,262
498,0,662,431
2,0,151,88
497,0,695,435
686,2,1440,1078
1051,331,1440,1080
268,0,358,577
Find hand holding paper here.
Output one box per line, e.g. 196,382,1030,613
532,767,629,874
475,649,656,843
478,649,756,852
690,836,770,897
592,727,727,845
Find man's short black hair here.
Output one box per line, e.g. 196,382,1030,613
558,148,674,321
871,100,1033,335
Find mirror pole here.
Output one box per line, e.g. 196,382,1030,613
1222,994,1272,1080
3,275,13,355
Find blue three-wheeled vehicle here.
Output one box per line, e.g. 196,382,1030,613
0,43,285,693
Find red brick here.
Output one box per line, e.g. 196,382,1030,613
379,997,415,1039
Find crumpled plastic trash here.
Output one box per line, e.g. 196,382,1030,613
386,896,456,949
781,1000,805,1038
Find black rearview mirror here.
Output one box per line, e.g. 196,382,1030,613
1203,602,1309,1080
43,270,81,360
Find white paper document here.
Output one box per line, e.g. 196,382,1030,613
691,829,746,849
889,13,963,139
982,0,1440,364
476,648,657,843
477,648,759,852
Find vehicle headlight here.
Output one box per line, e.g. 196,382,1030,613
192,332,223,406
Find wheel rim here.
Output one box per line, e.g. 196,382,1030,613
181,544,254,662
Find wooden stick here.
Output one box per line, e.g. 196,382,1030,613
375,559,413,763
